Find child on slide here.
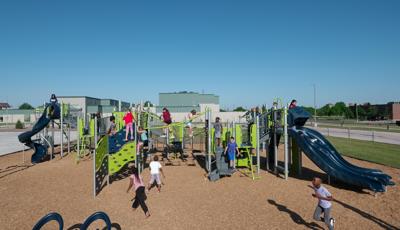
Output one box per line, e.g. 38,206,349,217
123,109,135,141
126,167,151,218
224,137,240,169
148,156,165,192
311,177,335,230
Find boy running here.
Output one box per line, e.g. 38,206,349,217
311,177,335,230
148,156,165,192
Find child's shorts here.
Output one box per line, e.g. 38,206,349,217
149,174,161,185
227,152,235,161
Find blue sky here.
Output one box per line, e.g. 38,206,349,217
1,0,399,109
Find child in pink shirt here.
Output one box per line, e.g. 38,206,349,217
126,167,150,218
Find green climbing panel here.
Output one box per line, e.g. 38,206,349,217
113,112,125,131
95,136,109,171
250,124,257,148
235,124,242,147
108,142,136,175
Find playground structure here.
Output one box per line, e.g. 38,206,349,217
47,96,394,197
202,101,394,192
18,95,74,163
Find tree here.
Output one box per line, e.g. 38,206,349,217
233,106,247,112
19,103,34,110
261,104,267,113
318,104,332,116
366,106,378,120
144,101,153,107
330,102,347,117
220,109,227,112
15,120,24,129
302,106,315,116
357,106,367,120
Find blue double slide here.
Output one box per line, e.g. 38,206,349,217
288,107,394,192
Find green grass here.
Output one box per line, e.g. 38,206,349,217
326,136,400,169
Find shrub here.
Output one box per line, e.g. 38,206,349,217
15,120,24,129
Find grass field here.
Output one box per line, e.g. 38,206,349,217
327,136,400,169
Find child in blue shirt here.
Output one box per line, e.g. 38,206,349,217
224,137,240,169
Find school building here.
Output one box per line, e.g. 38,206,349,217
156,92,220,113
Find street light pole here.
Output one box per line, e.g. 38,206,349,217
313,84,317,127
355,103,359,123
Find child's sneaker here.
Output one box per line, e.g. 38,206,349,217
329,218,335,229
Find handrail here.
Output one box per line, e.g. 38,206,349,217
32,212,63,230
80,211,112,230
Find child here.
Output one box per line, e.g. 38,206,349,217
186,110,196,137
224,137,240,169
214,117,223,147
137,127,148,153
311,177,335,230
108,116,116,136
161,108,172,137
148,156,165,192
126,167,150,218
162,108,172,125
123,109,135,141
289,99,297,109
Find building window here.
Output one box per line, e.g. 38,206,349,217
0,116,3,122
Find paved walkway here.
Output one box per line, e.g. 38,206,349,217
310,126,400,145
0,131,77,156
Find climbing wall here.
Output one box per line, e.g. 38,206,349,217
108,142,136,176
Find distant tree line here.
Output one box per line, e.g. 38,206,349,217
302,102,391,120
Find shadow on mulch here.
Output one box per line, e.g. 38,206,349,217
67,222,121,230
0,164,33,179
260,156,370,195
291,166,370,195
267,199,324,230
334,199,398,230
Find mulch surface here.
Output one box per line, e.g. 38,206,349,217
0,147,399,230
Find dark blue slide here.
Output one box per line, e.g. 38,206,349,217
288,107,394,192
18,95,60,164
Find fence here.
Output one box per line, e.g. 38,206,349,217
310,126,400,145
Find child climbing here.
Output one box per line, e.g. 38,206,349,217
137,126,148,153
187,109,196,137
148,156,165,192
311,177,335,230
123,109,135,141
224,137,239,169
126,167,151,218
214,117,223,147
162,107,172,125
161,107,172,137
108,116,116,136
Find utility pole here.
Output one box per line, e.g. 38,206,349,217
355,103,359,123
313,84,317,127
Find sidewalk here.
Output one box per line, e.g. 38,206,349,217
0,131,77,156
